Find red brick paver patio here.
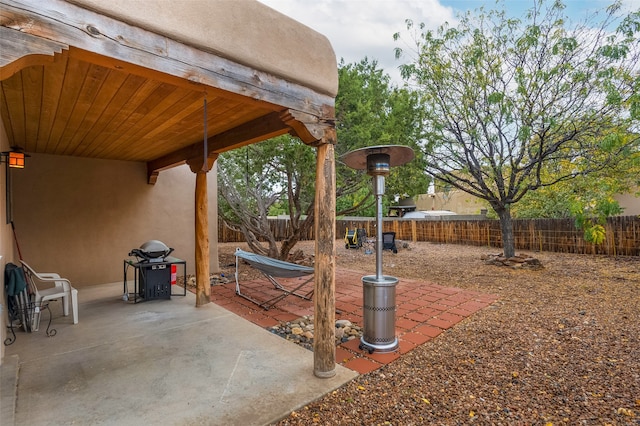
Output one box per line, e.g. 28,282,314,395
210,268,498,374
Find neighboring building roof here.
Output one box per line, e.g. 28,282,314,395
403,210,457,219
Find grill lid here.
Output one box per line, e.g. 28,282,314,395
129,240,174,260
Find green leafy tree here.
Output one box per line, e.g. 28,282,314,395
219,59,430,259
218,136,316,259
395,0,640,257
513,134,640,242
335,58,429,217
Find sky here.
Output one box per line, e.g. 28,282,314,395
258,0,637,85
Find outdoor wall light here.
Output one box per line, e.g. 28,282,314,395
1,147,27,169
3,147,28,224
8,151,25,168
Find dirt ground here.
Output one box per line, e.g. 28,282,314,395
218,240,640,425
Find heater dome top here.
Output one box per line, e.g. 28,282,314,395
341,145,414,171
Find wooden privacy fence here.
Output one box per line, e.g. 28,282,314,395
219,216,640,256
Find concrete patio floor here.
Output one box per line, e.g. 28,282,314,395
1,282,357,426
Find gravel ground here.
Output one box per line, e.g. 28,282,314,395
220,240,640,425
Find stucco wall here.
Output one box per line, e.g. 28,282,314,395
12,153,219,287
615,192,640,216
67,0,338,97
0,111,15,362
416,190,640,217
415,191,486,215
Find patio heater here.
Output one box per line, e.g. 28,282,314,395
342,145,414,353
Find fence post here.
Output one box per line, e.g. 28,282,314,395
539,231,542,252
487,225,490,247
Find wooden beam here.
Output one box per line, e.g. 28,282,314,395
0,26,68,80
147,170,159,185
146,111,289,182
1,1,334,115
145,106,341,183
186,155,216,307
281,107,336,146
313,129,337,378
194,169,210,307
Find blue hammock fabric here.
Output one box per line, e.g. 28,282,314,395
234,248,314,310
234,249,313,278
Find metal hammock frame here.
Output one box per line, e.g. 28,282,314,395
234,248,314,310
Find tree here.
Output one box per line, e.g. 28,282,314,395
512,134,640,242
218,136,316,260
395,0,640,257
219,59,429,259
513,133,640,221
335,58,429,217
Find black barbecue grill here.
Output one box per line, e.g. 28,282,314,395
124,240,185,303
129,240,174,263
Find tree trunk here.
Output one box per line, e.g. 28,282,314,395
496,206,516,258
279,212,314,260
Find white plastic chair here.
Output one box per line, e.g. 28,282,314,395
20,261,78,329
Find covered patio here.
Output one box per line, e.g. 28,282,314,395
1,282,356,425
1,0,338,380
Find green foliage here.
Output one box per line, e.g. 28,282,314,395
583,224,606,245
513,131,638,243
514,133,639,220
394,0,640,256
217,136,317,258
218,59,430,254
218,139,306,222
335,58,429,217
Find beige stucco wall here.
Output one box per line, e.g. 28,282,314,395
415,191,486,215
615,192,640,216
68,0,338,97
12,153,219,287
0,111,15,362
417,191,640,216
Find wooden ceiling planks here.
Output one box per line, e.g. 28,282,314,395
21,64,42,149
76,72,149,158
0,51,276,163
0,68,23,147
91,81,181,159
118,91,205,161
1,1,337,176
38,54,67,154
64,65,130,157
47,58,91,155
58,62,111,156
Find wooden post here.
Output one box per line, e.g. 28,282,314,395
313,139,336,378
411,220,417,242
194,170,210,306
187,156,216,307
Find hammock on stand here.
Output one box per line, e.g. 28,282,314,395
234,248,314,310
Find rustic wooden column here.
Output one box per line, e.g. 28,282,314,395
313,138,337,378
187,155,216,307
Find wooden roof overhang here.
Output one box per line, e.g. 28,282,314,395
0,0,337,182
1,0,338,378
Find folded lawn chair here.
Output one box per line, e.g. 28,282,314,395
234,248,314,310
382,231,398,253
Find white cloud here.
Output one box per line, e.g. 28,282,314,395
259,0,456,84
259,0,639,85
